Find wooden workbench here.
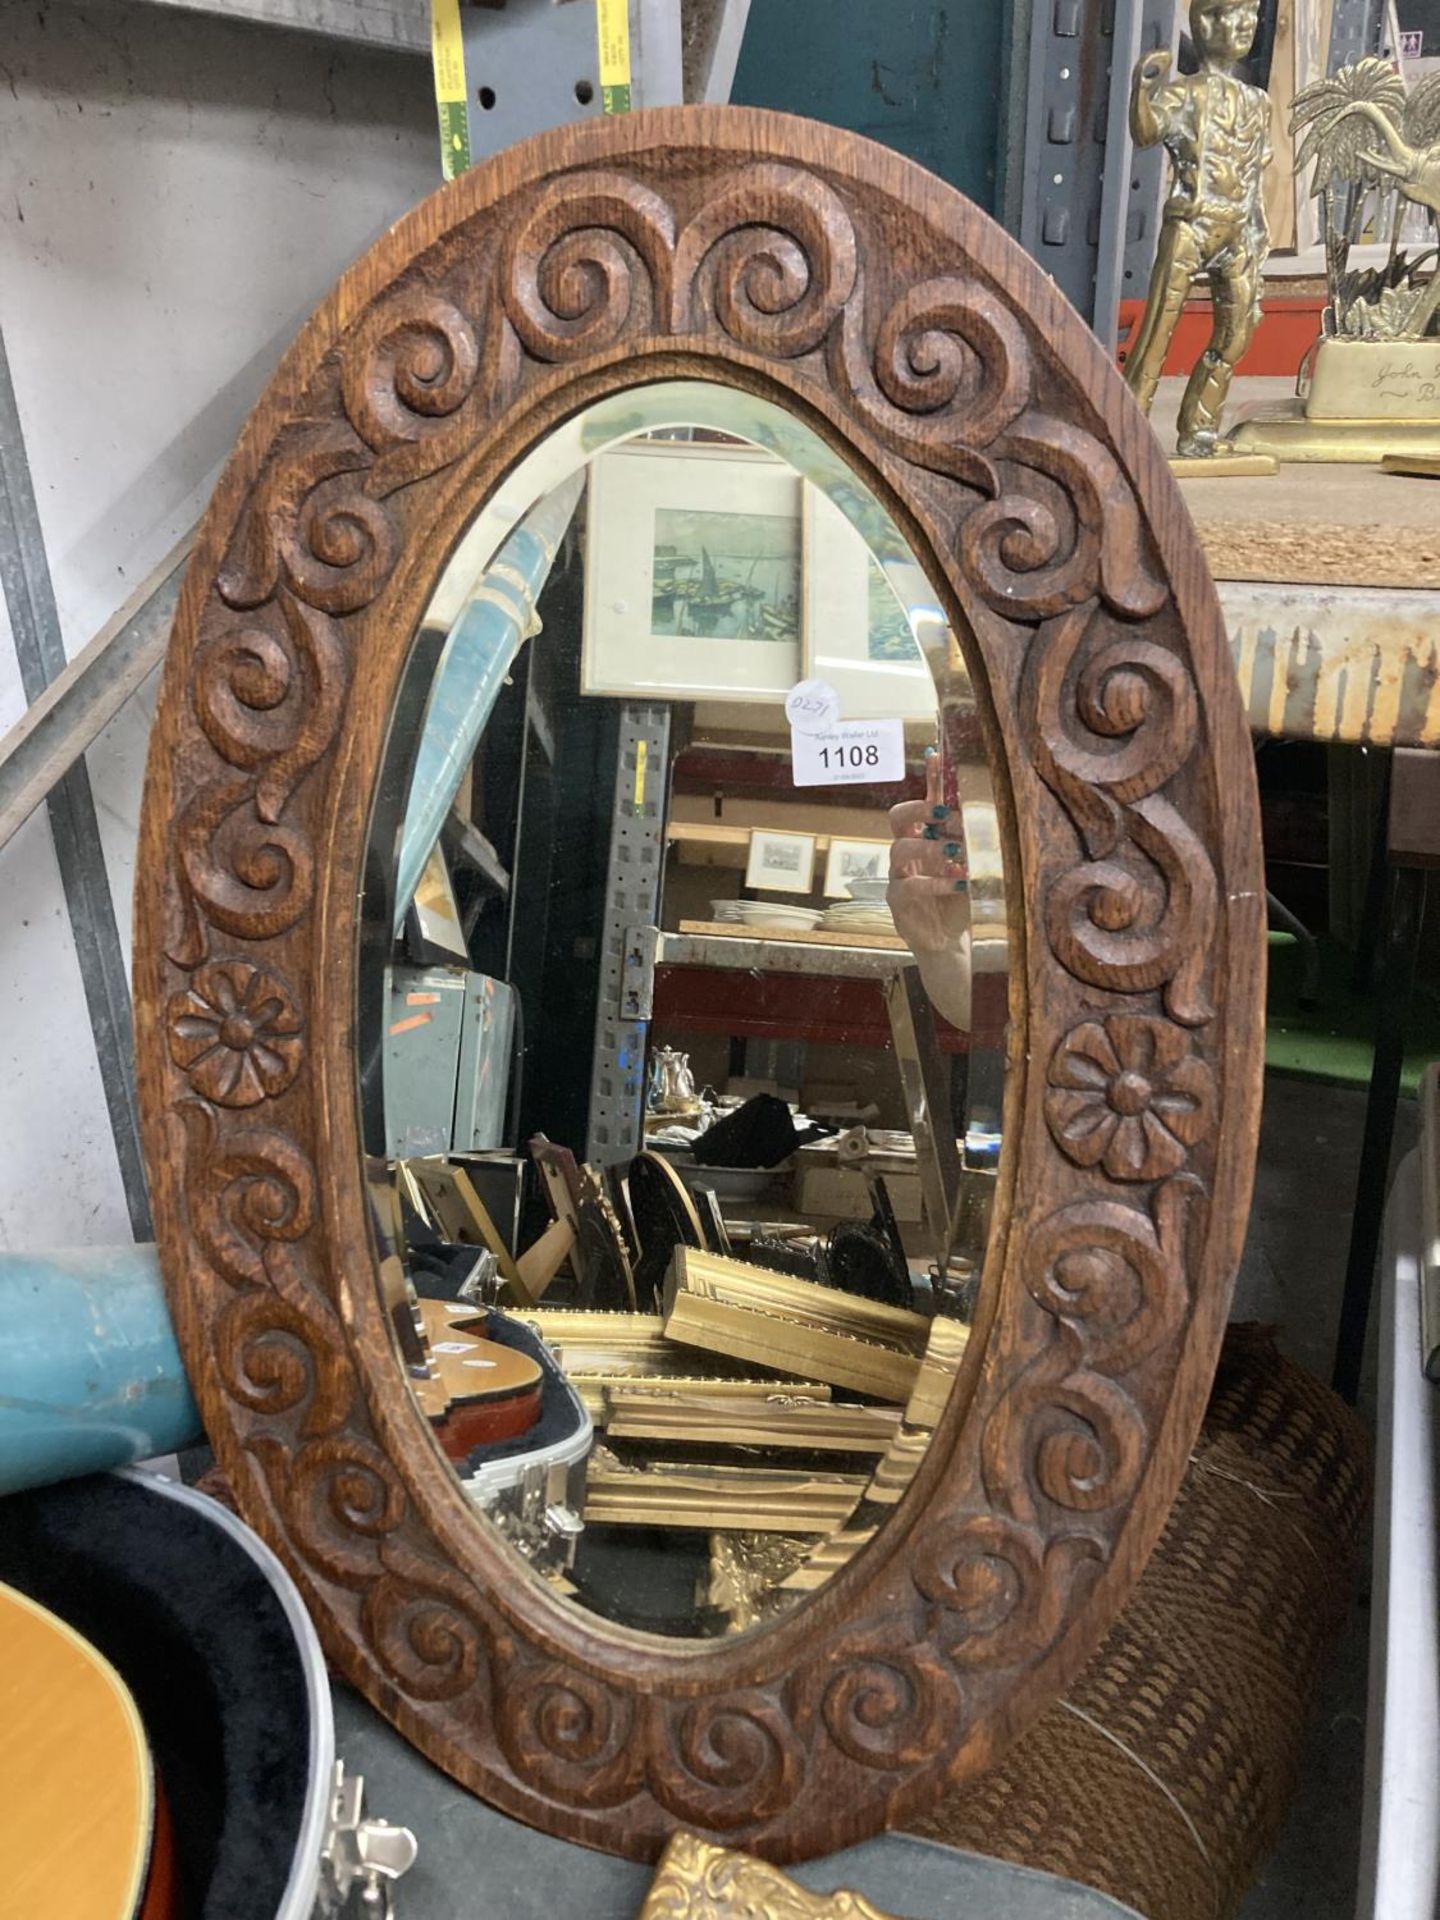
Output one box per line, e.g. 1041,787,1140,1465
1156,378,1440,748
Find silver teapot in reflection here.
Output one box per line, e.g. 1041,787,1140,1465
647,1046,698,1115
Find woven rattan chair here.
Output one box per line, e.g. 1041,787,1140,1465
909,1324,1370,1920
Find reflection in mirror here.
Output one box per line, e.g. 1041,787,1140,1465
357,382,1009,1639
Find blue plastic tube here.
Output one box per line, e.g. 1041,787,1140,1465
0,1244,202,1495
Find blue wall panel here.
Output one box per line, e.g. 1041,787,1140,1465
732,1,1007,215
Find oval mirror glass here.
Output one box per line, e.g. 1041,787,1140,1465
356,381,1008,1638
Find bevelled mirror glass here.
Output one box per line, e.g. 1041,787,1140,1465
356,381,1008,1638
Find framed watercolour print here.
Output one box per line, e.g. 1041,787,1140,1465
745,830,816,894
582,443,804,702
822,837,890,899
803,487,936,722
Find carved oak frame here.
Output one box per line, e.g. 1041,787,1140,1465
134,107,1263,1862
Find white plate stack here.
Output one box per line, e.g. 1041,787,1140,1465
821,876,896,936
734,902,824,934
820,902,897,935
819,873,894,935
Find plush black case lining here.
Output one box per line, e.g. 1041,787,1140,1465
0,1473,312,1920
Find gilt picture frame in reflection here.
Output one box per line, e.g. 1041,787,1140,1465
407,844,468,963
581,441,804,702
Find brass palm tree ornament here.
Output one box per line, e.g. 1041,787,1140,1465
1294,60,1440,337
1232,58,1440,462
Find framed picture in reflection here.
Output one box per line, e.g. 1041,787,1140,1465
582,442,804,703
745,829,817,894
802,486,937,722
823,837,890,899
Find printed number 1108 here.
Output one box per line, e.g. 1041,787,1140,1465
817,743,881,770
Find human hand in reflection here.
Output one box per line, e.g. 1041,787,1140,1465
887,750,972,1032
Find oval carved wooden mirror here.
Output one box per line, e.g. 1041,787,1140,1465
134,107,1263,1863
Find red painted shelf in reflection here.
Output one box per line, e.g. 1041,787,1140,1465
652,966,1007,1055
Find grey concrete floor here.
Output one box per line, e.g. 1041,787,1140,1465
333,1679,1140,1920
1230,1074,1406,1920
1232,1074,1403,1417
338,1073,1398,1920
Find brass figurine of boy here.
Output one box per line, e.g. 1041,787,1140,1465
1125,0,1272,460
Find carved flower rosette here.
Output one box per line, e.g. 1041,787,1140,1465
133,108,1263,1860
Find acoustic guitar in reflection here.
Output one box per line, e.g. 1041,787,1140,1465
413,1296,544,1462
2,1581,180,1920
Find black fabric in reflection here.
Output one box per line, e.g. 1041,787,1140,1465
691,1093,832,1169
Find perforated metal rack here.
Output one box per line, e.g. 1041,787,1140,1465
586,703,672,1166
1015,0,1167,344
1326,0,1386,72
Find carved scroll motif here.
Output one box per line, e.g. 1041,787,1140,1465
653,1694,807,1828
174,1085,493,1704
193,596,349,809
178,1100,315,1290
169,774,315,970
501,170,678,359
249,1432,408,1589
170,591,349,969
1021,604,1219,1026
960,415,1169,623
496,1659,646,1807
183,288,485,971
823,227,1216,1670
500,164,856,364
492,1665,813,1828
818,1641,964,1771
983,1344,1149,1524
672,164,857,355
221,293,486,615
341,288,493,495
1044,796,1219,1027
1023,1180,1198,1375
215,1287,354,1438
828,274,1033,494
829,276,1168,624
363,1555,492,1702
1022,606,1200,853
971,1176,1201,1622
176,1100,348,1431
914,1512,1104,1667
217,422,375,614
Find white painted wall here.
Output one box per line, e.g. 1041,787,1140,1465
0,0,440,1249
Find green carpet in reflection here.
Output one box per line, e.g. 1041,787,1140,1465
1265,932,1440,1096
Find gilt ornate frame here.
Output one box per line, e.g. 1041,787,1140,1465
134,107,1263,1862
